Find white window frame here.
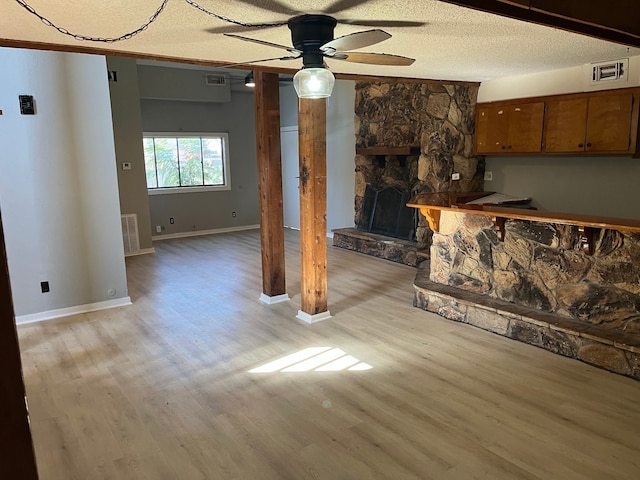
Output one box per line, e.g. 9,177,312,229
143,132,231,195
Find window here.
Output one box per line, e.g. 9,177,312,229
143,133,230,194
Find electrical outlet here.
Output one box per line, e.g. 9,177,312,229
156,225,162,233
451,173,461,180
484,171,493,181
232,211,237,218
169,217,175,224
40,281,50,293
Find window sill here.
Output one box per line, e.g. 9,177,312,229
148,185,231,195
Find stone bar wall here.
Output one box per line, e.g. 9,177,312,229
354,81,483,247
430,211,640,334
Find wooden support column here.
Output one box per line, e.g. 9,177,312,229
0,211,39,479
297,98,331,323
254,71,289,304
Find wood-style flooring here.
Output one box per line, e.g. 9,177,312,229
17,229,640,479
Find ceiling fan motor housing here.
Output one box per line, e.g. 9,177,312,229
288,15,337,68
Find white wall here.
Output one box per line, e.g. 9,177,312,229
279,80,356,234
478,55,640,102
0,48,128,318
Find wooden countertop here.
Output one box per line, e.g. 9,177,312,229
407,192,640,254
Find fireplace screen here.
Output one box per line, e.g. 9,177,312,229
357,185,416,240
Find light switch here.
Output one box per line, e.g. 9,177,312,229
122,162,132,170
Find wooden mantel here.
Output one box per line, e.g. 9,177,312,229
407,191,640,255
356,146,420,156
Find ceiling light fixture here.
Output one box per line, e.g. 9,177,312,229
244,71,255,87
293,67,335,99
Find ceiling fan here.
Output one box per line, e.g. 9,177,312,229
224,13,416,98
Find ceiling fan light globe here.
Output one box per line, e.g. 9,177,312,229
293,68,335,98
244,72,255,87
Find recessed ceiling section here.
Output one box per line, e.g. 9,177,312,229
2,0,640,82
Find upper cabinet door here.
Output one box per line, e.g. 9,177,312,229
507,102,545,153
585,93,634,153
475,105,509,154
543,98,588,153
475,102,543,154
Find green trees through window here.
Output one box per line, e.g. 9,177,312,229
143,134,228,190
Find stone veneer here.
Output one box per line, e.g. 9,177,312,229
414,262,640,380
354,81,483,247
416,210,640,379
332,228,427,267
430,212,640,332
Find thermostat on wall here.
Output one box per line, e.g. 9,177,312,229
19,95,35,115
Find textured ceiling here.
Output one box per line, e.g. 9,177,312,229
2,0,639,82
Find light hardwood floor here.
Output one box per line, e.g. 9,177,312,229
18,229,640,479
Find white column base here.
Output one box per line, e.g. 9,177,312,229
259,293,290,305
296,310,332,324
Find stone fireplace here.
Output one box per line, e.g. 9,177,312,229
334,80,483,264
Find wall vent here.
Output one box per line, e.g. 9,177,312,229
121,214,140,256
590,58,628,84
205,74,228,86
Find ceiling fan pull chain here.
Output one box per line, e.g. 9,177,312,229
13,0,170,42
14,0,287,43
183,0,288,28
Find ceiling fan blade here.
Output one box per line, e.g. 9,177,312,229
224,34,301,54
323,0,367,14
230,0,300,16
333,52,415,66
341,19,427,28
205,22,286,34
321,29,391,53
217,56,300,69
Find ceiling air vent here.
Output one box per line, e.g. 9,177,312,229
590,58,628,84
205,74,228,86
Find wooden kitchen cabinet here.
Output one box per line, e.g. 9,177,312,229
544,92,635,154
475,101,544,154
475,87,640,157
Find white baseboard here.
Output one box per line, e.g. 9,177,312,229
125,247,155,257
259,293,290,304
296,310,332,324
284,225,334,239
152,225,259,241
16,297,132,325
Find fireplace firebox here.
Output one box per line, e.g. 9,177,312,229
357,185,416,241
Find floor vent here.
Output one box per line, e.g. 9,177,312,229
590,58,628,85
205,74,228,86
121,214,140,256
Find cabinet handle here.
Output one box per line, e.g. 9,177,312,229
586,142,592,147
501,145,506,150
578,143,584,148
507,145,512,149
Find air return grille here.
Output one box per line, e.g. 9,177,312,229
590,59,628,84
121,214,140,256
205,74,228,86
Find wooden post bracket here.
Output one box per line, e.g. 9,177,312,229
578,226,596,255
419,207,441,232
491,216,507,241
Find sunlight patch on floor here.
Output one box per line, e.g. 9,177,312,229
249,347,373,373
